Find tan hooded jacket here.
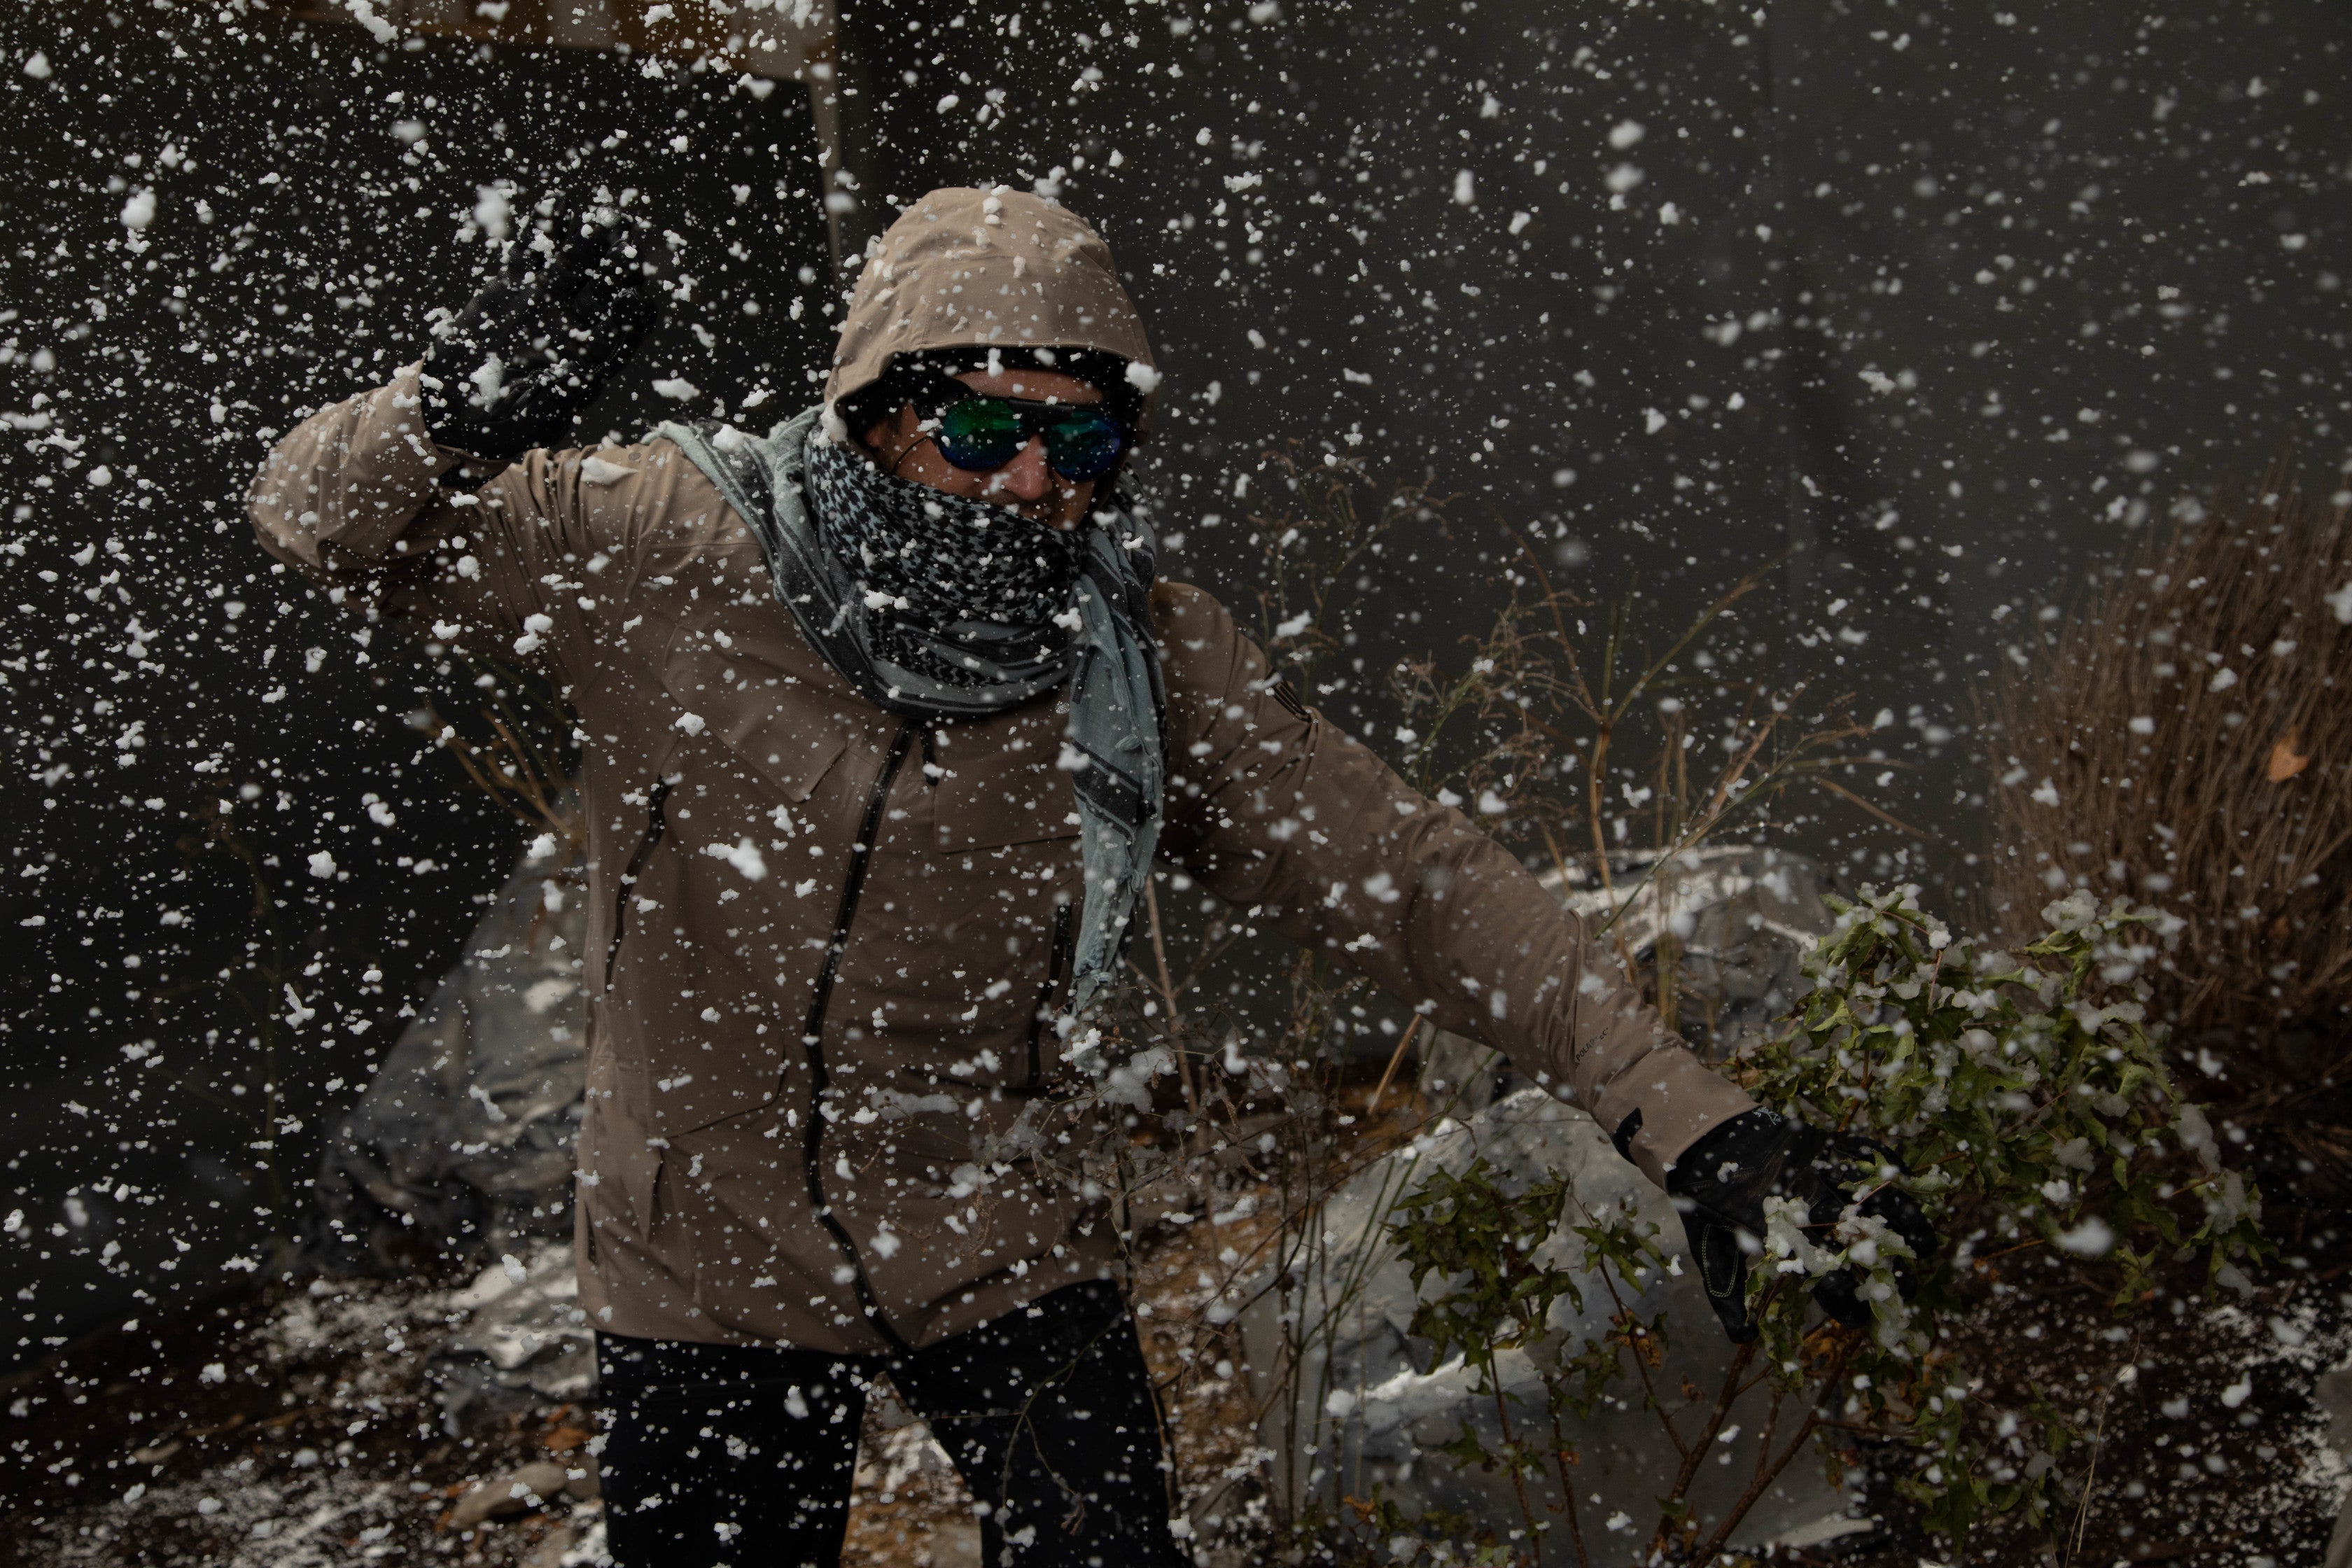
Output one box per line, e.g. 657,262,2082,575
248,188,1753,1354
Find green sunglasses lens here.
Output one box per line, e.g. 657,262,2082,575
931,396,1127,482
934,398,1026,470
1043,411,1124,482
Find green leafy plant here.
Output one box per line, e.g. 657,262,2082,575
1388,1161,1590,1559
1375,884,2267,1563
1385,1158,1708,1567
1727,883,2267,1543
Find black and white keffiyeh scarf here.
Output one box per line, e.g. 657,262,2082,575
651,407,1164,1023
799,430,1082,692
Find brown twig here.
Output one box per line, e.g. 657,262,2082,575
1805,774,1929,837
1142,876,1200,1121
1542,1399,1593,1568
1660,1335,1762,1508
1366,1015,1426,1115
1488,1382,1544,1564
1691,1396,1822,1560
1583,1251,1689,1463
2064,1334,2136,1566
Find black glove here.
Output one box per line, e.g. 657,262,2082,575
420,195,665,464
1658,1107,1938,1344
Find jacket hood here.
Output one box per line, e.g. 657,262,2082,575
825,186,1160,436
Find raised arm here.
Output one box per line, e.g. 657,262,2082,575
246,195,668,679
246,364,624,683
1151,580,1755,1186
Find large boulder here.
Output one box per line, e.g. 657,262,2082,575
1245,848,1858,1553
1238,1088,1858,1555
304,840,589,1273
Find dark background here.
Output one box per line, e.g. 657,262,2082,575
2,0,2346,1368
0,8,839,1368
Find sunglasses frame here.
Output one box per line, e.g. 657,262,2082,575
899,371,1130,484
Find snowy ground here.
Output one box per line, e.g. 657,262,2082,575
1807,1126,2352,1568
1847,1245,2352,1567
2,1243,600,1568
1,1152,2344,1567
0,1214,1275,1568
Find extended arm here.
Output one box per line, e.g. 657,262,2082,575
1149,582,1754,1186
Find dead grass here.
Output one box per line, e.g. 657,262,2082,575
1988,465,2352,1127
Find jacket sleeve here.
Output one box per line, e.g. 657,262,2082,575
1150,580,1755,1186
244,361,681,687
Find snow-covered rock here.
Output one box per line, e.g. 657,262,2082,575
1238,1091,1856,1554
307,843,589,1273
433,1241,595,1423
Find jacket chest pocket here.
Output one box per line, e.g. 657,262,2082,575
597,732,855,1140
877,736,1087,1091
659,635,849,808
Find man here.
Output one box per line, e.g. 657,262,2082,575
249,186,1930,1567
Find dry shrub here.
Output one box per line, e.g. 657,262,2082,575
1989,465,2352,1115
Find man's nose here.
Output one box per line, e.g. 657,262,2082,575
987,435,1055,502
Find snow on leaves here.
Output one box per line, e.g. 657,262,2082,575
1729,883,2270,1535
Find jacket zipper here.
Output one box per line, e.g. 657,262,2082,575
801,720,917,1352
603,779,673,991
1026,901,1076,1088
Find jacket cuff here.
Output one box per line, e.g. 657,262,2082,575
307,362,458,563
1610,1064,1757,1189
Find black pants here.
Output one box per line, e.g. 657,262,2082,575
596,1281,1187,1568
